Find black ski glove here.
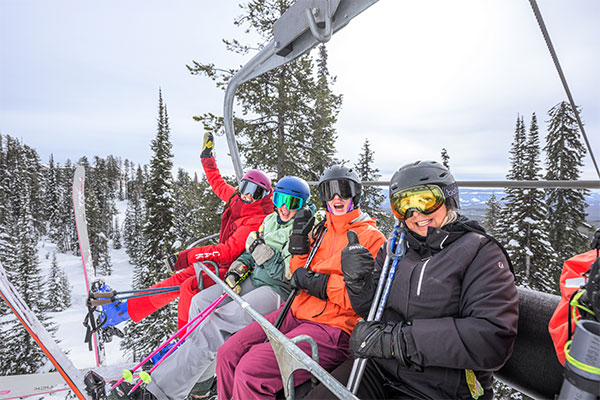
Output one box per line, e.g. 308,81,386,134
350,320,411,368
341,231,375,293
291,268,329,300
201,132,214,159
289,207,315,255
225,261,251,295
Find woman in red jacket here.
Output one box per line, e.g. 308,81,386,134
103,132,274,331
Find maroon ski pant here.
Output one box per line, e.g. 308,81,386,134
216,305,350,400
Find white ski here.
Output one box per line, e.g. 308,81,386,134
72,165,105,366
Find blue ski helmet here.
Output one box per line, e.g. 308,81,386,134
273,176,310,211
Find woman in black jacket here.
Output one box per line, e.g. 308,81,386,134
307,160,519,400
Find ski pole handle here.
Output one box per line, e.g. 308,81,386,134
272,227,327,331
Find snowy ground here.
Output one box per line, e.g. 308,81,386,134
21,201,134,398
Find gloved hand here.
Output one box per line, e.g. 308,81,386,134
289,207,315,255
172,249,192,272
224,261,251,294
349,320,410,367
245,231,263,253
102,299,130,327
165,253,179,274
341,231,375,293
201,132,214,158
291,268,329,300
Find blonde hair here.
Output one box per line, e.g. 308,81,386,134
441,209,459,227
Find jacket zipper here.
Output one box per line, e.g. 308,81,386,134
416,259,431,296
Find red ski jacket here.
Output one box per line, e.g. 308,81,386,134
548,249,597,365
185,156,274,272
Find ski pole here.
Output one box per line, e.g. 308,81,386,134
272,226,327,331
92,286,180,298
126,268,252,395
346,220,406,394
127,292,228,395
110,292,223,391
89,287,180,307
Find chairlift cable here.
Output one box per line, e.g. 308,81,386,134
528,0,600,179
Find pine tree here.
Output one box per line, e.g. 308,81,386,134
441,148,450,169
45,154,62,242
124,167,146,267
482,193,502,237
544,101,590,266
353,139,394,236
112,216,122,250
497,116,533,288
0,137,56,374
122,90,177,360
188,1,342,181
47,252,72,311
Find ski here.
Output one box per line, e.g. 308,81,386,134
0,364,137,400
73,165,105,367
0,261,89,399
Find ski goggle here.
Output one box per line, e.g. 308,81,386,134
390,184,446,221
273,192,305,211
319,179,360,202
239,179,269,200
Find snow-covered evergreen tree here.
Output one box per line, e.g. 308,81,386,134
544,101,590,266
122,90,177,360
353,139,394,236
0,136,56,374
482,193,502,237
112,217,122,250
47,252,72,311
498,116,535,288
124,166,146,267
45,154,63,243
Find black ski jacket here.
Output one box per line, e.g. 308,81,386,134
348,217,519,399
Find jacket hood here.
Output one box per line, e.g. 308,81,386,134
325,208,375,233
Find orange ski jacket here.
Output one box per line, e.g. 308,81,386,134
290,208,386,335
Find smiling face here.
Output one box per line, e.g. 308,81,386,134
327,194,352,216
277,204,297,222
405,204,448,237
240,192,255,203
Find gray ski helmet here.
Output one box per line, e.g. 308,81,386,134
318,165,362,208
389,160,460,210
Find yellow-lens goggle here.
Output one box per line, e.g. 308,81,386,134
390,184,445,220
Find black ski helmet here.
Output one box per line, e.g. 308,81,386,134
317,165,362,208
389,160,460,210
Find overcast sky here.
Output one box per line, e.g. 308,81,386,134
1,1,599,183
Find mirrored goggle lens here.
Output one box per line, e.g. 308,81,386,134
319,179,358,202
240,180,269,200
390,184,445,220
273,192,304,211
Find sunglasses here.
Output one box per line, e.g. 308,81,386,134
273,192,305,211
390,184,446,221
239,179,269,200
319,179,360,202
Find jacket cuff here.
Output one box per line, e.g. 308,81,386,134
201,156,217,171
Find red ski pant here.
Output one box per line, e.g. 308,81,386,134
127,263,225,335
216,306,350,400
